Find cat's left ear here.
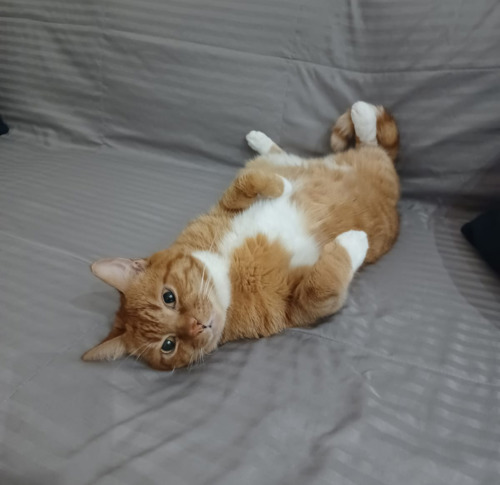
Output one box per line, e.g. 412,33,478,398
81,335,127,362
91,258,146,292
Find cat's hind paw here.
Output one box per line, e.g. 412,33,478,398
246,130,275,155
351,101,378,145
336,230,369,272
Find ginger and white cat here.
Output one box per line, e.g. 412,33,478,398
83,101,400,370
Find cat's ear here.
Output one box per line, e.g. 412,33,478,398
81,335,127,362
91,258,146,292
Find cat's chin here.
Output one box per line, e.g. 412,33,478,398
208,311,226,347
203,340,220,356
206,302,226,335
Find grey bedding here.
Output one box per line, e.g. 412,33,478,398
1,1,500,484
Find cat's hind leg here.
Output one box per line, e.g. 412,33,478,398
330,109,355,153
351,101,399,161
288,230,368,326
330,101,399,162
246,130,307,168
330,102,379,150
350,101,379,146
246,131,284,155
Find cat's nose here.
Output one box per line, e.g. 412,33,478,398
188,317,204,337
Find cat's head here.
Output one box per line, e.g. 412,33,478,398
82,249,226,370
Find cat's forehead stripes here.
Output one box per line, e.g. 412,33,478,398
166,257,197,285
136,304,164,323
148,251,201,287
126,302,177,336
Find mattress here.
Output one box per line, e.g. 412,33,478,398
1,1,500,484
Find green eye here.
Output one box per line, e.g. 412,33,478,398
161,338,176,354
162,290,176,306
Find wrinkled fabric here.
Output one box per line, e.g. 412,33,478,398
1,1,500,484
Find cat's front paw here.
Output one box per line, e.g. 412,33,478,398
351,101,378,144
336,230,369,272
246,130,274,154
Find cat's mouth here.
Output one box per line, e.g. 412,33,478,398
203,310,225,346
201,317,214,329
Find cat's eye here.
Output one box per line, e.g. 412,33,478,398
162,289,176,307
161,337,176,354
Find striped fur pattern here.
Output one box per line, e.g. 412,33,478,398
83,101,400,370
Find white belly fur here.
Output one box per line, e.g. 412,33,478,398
219,188,318,268
193,179,318,312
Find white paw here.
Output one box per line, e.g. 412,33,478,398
351,101,378,145
246,130,275,154
336,230,369,272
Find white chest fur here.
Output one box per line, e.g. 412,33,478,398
219,187,319,267
193,180,319,310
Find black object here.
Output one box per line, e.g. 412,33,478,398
0,115,9,136
461,209,500,276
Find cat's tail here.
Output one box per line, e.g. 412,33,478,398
330,101,399,163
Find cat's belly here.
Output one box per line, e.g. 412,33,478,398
220,192,319,268
193,187,318,316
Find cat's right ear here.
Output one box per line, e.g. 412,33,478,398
91,258,146,292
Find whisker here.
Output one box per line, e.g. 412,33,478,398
204,280,214,300
197,348,206,366
199,267,205,295
198,231,216,293
188,344,205,371
202,277,209,299
207,230,217,252
199,230,218,299
187,354,195,371
129,341,149,358
199,267,205,294
204,275,212,299
116,341,151,369
200,269,213,299
139,342,158,361
131,341,157,362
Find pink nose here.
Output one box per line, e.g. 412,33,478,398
188,317,203,337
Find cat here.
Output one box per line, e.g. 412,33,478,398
82,101,400,370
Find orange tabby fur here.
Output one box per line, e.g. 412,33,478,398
83,101,400,370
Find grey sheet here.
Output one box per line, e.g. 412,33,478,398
1,1,500,484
